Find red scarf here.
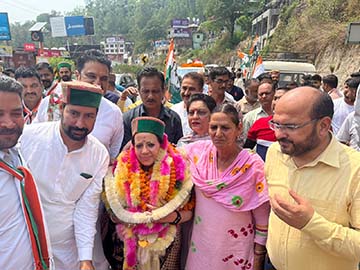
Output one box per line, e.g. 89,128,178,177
45,82,58,96
0,159,51,269
23,100,41,124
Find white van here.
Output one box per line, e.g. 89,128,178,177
263,60,316,85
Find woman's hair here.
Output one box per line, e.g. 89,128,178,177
186,93,217,113
131,133,163,146
212,103,240,126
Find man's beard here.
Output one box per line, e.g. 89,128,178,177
0,127,23,150
42,79,52,89
61,75,71,82
278,125,320,157
62,125,89,141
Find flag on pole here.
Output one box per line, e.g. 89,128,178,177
237,50,250,67
252,55,265,78
249,35,259,56
164,39,181,103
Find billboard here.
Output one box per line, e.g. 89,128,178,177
0,13,11,40
50,17,67,37
65,16,85,36
171,19,189,28
50,16,91,37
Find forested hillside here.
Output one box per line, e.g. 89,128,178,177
9,0,265,54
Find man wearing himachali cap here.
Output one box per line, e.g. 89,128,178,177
57,62,73,82
20,81,110,270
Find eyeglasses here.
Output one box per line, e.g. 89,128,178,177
268,118,319,132
213,79,230,85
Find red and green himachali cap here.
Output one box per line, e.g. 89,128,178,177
61,81,103,108
131,116,165,139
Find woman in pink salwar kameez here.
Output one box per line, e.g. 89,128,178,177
185,104,270,270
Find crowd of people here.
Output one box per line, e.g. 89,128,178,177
0,49,360,270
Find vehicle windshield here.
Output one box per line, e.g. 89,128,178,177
177,67,204,78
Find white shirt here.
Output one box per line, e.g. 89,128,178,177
332,98,354,135
243,107,269,138
44,81,62,96
34,96,124,159
0,148,34,270
20,122,109,270
336,112,360,150
171,101,192,136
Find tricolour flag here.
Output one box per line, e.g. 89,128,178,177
249,35,259,56
237,50,250,67
252,55,265,78
164,39,181,103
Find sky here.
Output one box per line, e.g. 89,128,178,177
1,0,86,24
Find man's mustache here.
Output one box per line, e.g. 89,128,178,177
25,92,38,96
0,128,20,135
278,138,293,144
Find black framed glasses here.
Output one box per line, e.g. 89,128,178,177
213,79,230,85
268,118,319,132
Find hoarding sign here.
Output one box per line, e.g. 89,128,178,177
24,43,36,52
50,16,87,37
346,22,360,44
0,13,11,40
171,19,189,27
50,17,67,37
65,16,85,36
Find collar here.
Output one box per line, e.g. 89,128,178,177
0,147,21,166
139,104,170,119
328,88,337,95
45,81,58,96
257,106,268,116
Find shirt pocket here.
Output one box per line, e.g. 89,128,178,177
64,175,94,202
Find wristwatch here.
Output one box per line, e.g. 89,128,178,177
170,210,182,225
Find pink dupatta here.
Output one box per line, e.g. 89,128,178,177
186,140,268,212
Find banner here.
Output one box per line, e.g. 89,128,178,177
37,49,70,58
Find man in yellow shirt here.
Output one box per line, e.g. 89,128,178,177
265,86,360,270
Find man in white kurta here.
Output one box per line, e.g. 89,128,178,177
34,50,123,270
21,81,109,270
1,148,33,269
170,72,205,136
0,75,52,270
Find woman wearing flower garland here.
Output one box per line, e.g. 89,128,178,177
185,104,270,270
105,116,194,270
